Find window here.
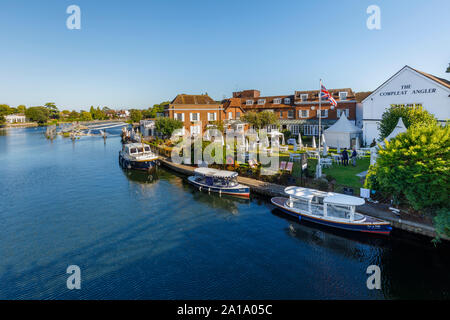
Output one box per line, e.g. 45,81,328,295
279,111,283,118
301,94,308,102
317,110,328,118
291,125,300,135
337,109,349,118
207,112,217,121
299,110,309,118
273,98,282,104
228,111,233,120
258,99,266,105
175,113,184,121
303,125,324,136
236,112,240,119
190,113,200,122
339,92,347,100
287,110,294,119
246,100,254,105
284,98,291,104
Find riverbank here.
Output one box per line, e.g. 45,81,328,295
159,157,448,241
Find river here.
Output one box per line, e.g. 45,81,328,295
0,127,449,299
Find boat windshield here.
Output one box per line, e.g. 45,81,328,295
195,174,238,187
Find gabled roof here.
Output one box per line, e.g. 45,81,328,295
362,65,450,103
324,113,362,133
171,94,218,105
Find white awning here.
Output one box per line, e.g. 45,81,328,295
324,194,365,206
284,186,328,200
194,167,238,178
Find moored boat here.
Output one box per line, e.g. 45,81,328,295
187,168,250,198
271,187,392,235
119,143,158,171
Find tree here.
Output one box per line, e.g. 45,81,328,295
0,104,12,116
44,102,60,119
0,115,5,125
365,123,449,212
80,111,93,121
209,120,225,132
377,105,437,141
242,111,278,130
68,110,80,121
129,109,143,123
155,117,183,138
446,63,450,73
25,107,50,124
17,105,26,114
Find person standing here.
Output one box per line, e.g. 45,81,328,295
342,148,349,166
350,147,357,167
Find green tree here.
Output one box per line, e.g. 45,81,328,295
446,63,450,73
44,102,60,119
68,110,80,121
0,104,12,116
209,120,225,132
0,115,5,125
365,123,449,212
378,105,437,141
242,111,278,130
17,105,26,114
80,111,93,121
25,107,50,124
129,109,143,123
155,117,183,138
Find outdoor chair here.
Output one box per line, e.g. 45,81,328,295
279,161,287,171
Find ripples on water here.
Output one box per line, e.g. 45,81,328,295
0,127,449,299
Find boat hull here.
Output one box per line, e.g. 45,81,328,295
119,153,158,171
271,197,392,235
187,176,250,198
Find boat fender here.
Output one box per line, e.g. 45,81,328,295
199,187,202,191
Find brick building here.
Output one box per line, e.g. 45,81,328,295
228,88,358,136
164,93,245,136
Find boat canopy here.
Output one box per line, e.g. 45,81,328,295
194,167,238,179
285,186,365,206
324,194,365,206
284,186,328,200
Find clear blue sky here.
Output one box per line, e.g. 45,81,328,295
1,0,449,110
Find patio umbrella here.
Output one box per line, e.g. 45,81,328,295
298,134,303,148
264,135,270,148
312,136,316,149
337,141,341,154
321,134,326,146
245,139,249,152
281,133,285,146
355,136,360,149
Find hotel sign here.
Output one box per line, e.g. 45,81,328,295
379,84,437,96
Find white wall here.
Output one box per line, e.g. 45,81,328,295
363,67,450,143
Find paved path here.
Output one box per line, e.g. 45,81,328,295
159,158,447,241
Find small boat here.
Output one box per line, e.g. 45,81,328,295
187,168,250,198
119,143,158,171
271,187,392,235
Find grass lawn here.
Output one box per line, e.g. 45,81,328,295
320,157,370,189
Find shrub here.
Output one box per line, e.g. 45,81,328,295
365,123,449,212
378,105,437,141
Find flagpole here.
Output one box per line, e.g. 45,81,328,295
317,79,322,178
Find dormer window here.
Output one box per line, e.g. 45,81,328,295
301,94,308,102
273,98,282,104
258,99,266,105
246,100,254,106
284,98,291,104
339,92,347,100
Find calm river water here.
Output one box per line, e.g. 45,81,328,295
0,127,449,299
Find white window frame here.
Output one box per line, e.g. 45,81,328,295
317,110,328,118
236,111,241,119
339,92,348,100
291,125,300,135
190,112,200,122
284,98,291,104
258,99,266,105
175,112,185,121
228,111,233,120
246,100,254,106
207,112,217,121
299,110,309,118
273,98,282,104
190,125,201,135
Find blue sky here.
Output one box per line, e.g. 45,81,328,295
0,0,449,110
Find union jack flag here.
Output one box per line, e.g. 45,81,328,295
320,84,337,107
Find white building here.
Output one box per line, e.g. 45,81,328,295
362,65,450,144
5,114,26,123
